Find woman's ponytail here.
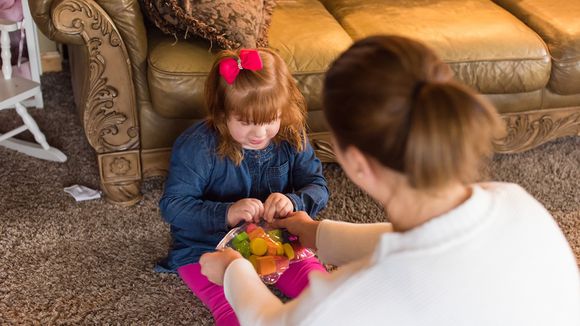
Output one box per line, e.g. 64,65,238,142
405,81,503,189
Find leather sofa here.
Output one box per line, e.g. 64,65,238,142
31,0,580,206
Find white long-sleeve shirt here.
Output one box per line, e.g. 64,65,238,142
224,182,580,325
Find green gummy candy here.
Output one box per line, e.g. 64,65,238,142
232,238,245,249
235,232,249,242
232,232,249,249
267,229,283,242
237,241,251,258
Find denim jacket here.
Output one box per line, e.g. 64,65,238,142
157,121,329,271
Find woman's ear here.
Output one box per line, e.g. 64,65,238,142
342,145,375,181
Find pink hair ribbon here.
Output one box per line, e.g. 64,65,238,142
219,49,263,84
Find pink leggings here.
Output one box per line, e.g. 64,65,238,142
178,257,327,326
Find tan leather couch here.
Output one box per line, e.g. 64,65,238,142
31,0,580,206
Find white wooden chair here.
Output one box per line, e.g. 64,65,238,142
0,6,66,162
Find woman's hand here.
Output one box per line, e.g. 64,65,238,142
263,193,294,222
270,211,320,250
199,248,243,286
227,198,264,226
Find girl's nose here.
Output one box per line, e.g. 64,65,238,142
252,125,267,138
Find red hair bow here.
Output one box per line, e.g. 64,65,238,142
219,49,263,84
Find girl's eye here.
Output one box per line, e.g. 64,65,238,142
238,120,250,126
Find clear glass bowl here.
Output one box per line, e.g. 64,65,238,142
216,222,315,284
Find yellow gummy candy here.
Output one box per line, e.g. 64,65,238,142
248,255,259,271
283,243,295,260
250,238,268,256
276,242,284,256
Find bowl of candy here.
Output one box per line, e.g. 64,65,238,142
216,222,315,284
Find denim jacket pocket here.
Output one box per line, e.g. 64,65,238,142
267,161,290,193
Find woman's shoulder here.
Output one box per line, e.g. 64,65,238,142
476,181,552,220
477,182,534,201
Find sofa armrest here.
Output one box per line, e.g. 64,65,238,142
31,0,148,69
32,0,150,107
31,0,146,205
31,0,81,45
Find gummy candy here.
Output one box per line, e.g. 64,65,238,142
267,229,283,242
276,242,284,255
250,238,268,256
234,231,249,242
256,256,277,275
248,227,265,240
216,222,315,284
246,223,258,233
256,256,289,275
233,239,251,258
282,243,295,260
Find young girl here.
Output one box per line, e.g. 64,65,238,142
199,36,580,325
158,48,329,325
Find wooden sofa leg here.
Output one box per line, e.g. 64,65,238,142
98,151,143,206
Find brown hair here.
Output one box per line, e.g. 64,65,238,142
323,35,503,189
205,48,307,165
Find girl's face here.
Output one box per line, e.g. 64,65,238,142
227,114,281,150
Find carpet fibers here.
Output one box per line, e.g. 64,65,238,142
0,71,578,324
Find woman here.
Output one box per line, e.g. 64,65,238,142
199,35,580,325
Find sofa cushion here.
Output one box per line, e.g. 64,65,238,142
320,0,551,94
493,0,580,95
147,0,352,120
141,0,276,49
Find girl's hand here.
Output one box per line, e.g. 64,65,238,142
270,211,320,249
227,198,264,226
263,193,294,222
199,248,243,286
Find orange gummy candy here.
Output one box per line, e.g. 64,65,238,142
276,256,289,271
256,256,277,275
266,241,280,256
256,256,289,275
248,227,266,240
